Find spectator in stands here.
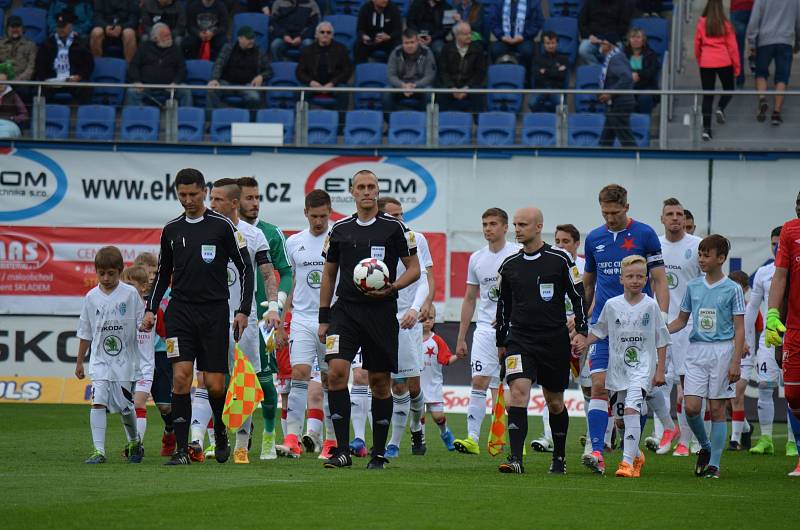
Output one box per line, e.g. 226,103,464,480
694,0,739,140
246,0,273,16
90,0,140,62
0,63,28,138
624,27,660,113
270,0,321,61
452,0,486,43
386,28,437,110
438,21,486,111
296,21,353,109
597,34,637,147
407,0,453,55
207,26,271,111
0,16,38,101
141,0,187,47
730,1,753,87
184,0,229,61
578,0,630,65
48,1,94,37
354,0,403,63
636,1,663,17
34,11,94,104
127,23,192,107
747,0,800,126
489,0,543,65
529,30,567,112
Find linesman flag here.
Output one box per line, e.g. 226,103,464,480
223,344,264,430
487,377,508,457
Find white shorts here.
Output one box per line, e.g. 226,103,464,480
754,344,780,385
228,318,261,373
666,325,692,380
471,328,501,381
683,341,736,400
290,318,326,371
609,387,647,419
276,377,290,395
740,348,755,379
92,380,135,414
393,322,423,380
135,379,152,394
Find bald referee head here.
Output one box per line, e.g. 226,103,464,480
513,207,544,249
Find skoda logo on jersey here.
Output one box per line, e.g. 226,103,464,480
201,245,216,263
305,156,437,222
307,269,322,289
667,271,678,289
539,283,554,301
488,284,500,302
0,148,69,222
624,346,640,367
226,265,236,286
103,335,122,356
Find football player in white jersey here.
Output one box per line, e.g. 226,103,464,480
379,197,435,458
454,208,521,455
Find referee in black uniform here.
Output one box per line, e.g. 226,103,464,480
317,170,420,470
142,168,254,465
495,207,588,475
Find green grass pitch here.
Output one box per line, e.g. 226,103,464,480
1,404,797,529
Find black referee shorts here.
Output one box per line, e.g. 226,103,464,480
164,299,230,373
504,327,571,392
326,299,399,373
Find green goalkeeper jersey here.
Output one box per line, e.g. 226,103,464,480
255,219,293,319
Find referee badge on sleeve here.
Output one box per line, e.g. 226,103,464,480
569,265,582,285
235,230,247,249
165,337,179,358
505,354,523,375
405,230,418,250
325,334,340,357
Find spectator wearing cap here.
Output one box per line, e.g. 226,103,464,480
624,27,660,113
296,21,353,109
597,35,636,147
578,0,630,65
141,0,188,47
184,0,229,61
407,0,453,55
489,0,543,65
354,0,403,64
270,0,321,61
386,28,437,110
438,21,486,112
207,26,272,111
529,30,568,112
127,23,192,107
34,11,94,104
90,0,140,62
0,15,38,101
0,63,28,138
48,1,94,37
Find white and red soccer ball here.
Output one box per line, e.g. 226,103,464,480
353,258,390,293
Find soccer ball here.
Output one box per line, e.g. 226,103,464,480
353,258,390,293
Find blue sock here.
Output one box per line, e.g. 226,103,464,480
588,399,608,453
686,414,711,451
709,421,726,468
640,413,648,432
787,406,800,454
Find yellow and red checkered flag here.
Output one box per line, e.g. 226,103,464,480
487,382,507,456
222,343,264,430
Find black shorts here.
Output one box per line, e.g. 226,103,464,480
504,327,571,392
151,350,173,405
326,299,398,373
164,299,229,373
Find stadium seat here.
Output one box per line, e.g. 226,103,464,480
90,57,127,106
75,105,116,141
550,0,583,17
233,13,269,51
210,108,250,143
353,63,388,110
0,11,4,38
567,113,605,147
331,0,361,15
438,111,472,146
256,108,295,144
542,16,578,65
267,61,301,108
521,113,557,147
11,7,46,45
44,104,70,139
177,106,205,142
120,106,160,141
574,64,604,113
388,111,426,145
614,113,651,148
307,109,338,144
476,112,515,146
0,0,9,12
344,110,383,145
185,59,213,107
486,64,525,113
631,17,669,62
324,14,357,53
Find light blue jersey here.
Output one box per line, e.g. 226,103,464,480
680,277,745,343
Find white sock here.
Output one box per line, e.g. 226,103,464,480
121,409,138,442
306,417,323,438
323,389,336,442
90,408,107,454
136,410,147,441
604,415,614,447
286,380,308,438
757,386,775,437
584,396,591,438
350,385,369,441
235,416,252,450
389,391,411,447
410,390,425,432
467,389,487,442
732,417,744,443
542,405,552,440
677,403,692,446
647,388,675,432
623,414,641,465
789,410,797,443
191,388,212,447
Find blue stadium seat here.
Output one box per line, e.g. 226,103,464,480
307,110,338,144
210,108,250,143
90,57,127,106
486,64,525,113
521,113,557,147
120,106,160,141
331,0,361,15
476,112,515,146
438,111,472,146
574,64,604,113
353,63,388,110
550,0,583,17
388,111,426,145
177,106,205,142
0,0,9,12
267,61,301,108
344,110,383,145
324,15,357,53
233,13,269,51
11,8,46,45
614,113,651,148
75,105,116,141
185,60,213,107
256,108,295,144
44,104,70,139
542,16,578,65
631,17,669,63
567,113,605,147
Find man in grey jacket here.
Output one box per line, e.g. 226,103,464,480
386,29,437,111
596,34,636,148
747,0,800,125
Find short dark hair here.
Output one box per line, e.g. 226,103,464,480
728,270,750,291
402,28,418,40
683,208,694,220
378,196,402,212
699,234,730,259
95,246,124,272
175,168,205,188
555,223,580,242
771,225,782,238
662,197,682,208
213,178,241,199
237,176,258,188
305,189,331,209
542,30,558,41
598,184,627,205
482,207,508,224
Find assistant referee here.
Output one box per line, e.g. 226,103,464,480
142,168,254,466
317,169,420,470
495,207,588,475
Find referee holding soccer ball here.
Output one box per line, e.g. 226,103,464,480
317,170,420,470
